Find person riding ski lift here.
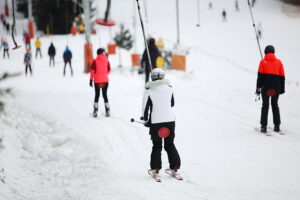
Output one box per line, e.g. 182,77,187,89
256,45,285,133
141,37,160,84
142,68,181,180
63,46,73,76
90,48,111,118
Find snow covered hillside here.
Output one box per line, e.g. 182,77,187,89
1,0,300,200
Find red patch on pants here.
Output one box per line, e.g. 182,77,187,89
266,89,276,97
158,127,170,138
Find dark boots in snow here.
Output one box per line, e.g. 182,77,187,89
261,126,267,133
274,125,281,132
93,103,98,118
105,103,110,117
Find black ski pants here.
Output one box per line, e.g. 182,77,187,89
35,48,42,58
94,82,109,103
260,90,281,126
49,56,55,66
25,64,32,75
3,49,9,58
150,122,181,170
63,61,73,76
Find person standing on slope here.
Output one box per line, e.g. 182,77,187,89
24,48,32,76
141,38,160,84
63,46,73,76
24,33,31,49
142,68,181,180
48,42,56,66
256,45,285,133
222,9,227,21
35,37,42,58
89,48,111,118
0,38,9,58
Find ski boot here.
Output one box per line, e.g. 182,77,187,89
151,169,161,181
260,125,267,133
171,169,183,180
105,103,110,117
274,125,281,132
93,103,98,118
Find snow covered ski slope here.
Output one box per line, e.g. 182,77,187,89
1,0,300,199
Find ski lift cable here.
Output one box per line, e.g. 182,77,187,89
135,0,153,71
11,0,21,50
104,0,111,22
247,0,263,59
197,0,200,25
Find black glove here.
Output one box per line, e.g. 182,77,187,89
280,89,285,94
89,80,93,87
255,88,261,95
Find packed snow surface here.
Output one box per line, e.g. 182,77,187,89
1,0,300,199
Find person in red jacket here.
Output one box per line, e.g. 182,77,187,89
256,45,285,133
24,33,31,49
90,48,111,118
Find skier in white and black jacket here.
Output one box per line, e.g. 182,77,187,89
142,68,181,177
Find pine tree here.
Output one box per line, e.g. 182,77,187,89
113,24,134,67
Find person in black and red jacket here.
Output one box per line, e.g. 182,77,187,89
256,45,285,133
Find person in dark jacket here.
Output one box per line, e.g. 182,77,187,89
222,9,227,21
63,46,73,76
24,48,32,76
256,45,285,133
141,37,160,84
48,43,56,66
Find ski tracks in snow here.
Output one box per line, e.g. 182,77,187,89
0,100,112,200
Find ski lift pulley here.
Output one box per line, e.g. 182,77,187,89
95,0,116,26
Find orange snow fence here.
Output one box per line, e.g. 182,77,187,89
28,20,35,38
171,54,186,71
131,54,140,67
107,44,116,55
71,26,77,35
84,43,93,73
4,4,9,16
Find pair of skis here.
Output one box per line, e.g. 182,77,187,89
254,127,285,136
148,169,183,182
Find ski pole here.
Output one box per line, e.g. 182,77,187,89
130,118,145,124
135,0,153,72
247,0,263,59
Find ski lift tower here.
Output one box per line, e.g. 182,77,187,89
171,0,186,71
28,0,35,38
83,0,93,73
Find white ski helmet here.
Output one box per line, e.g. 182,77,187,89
151,68,165,81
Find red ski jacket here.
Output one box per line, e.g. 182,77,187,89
90,53,111,83
256,53,285,93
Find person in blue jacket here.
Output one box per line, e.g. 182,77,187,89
63,46,73,76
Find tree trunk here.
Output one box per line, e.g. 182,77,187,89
118,47,122,68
